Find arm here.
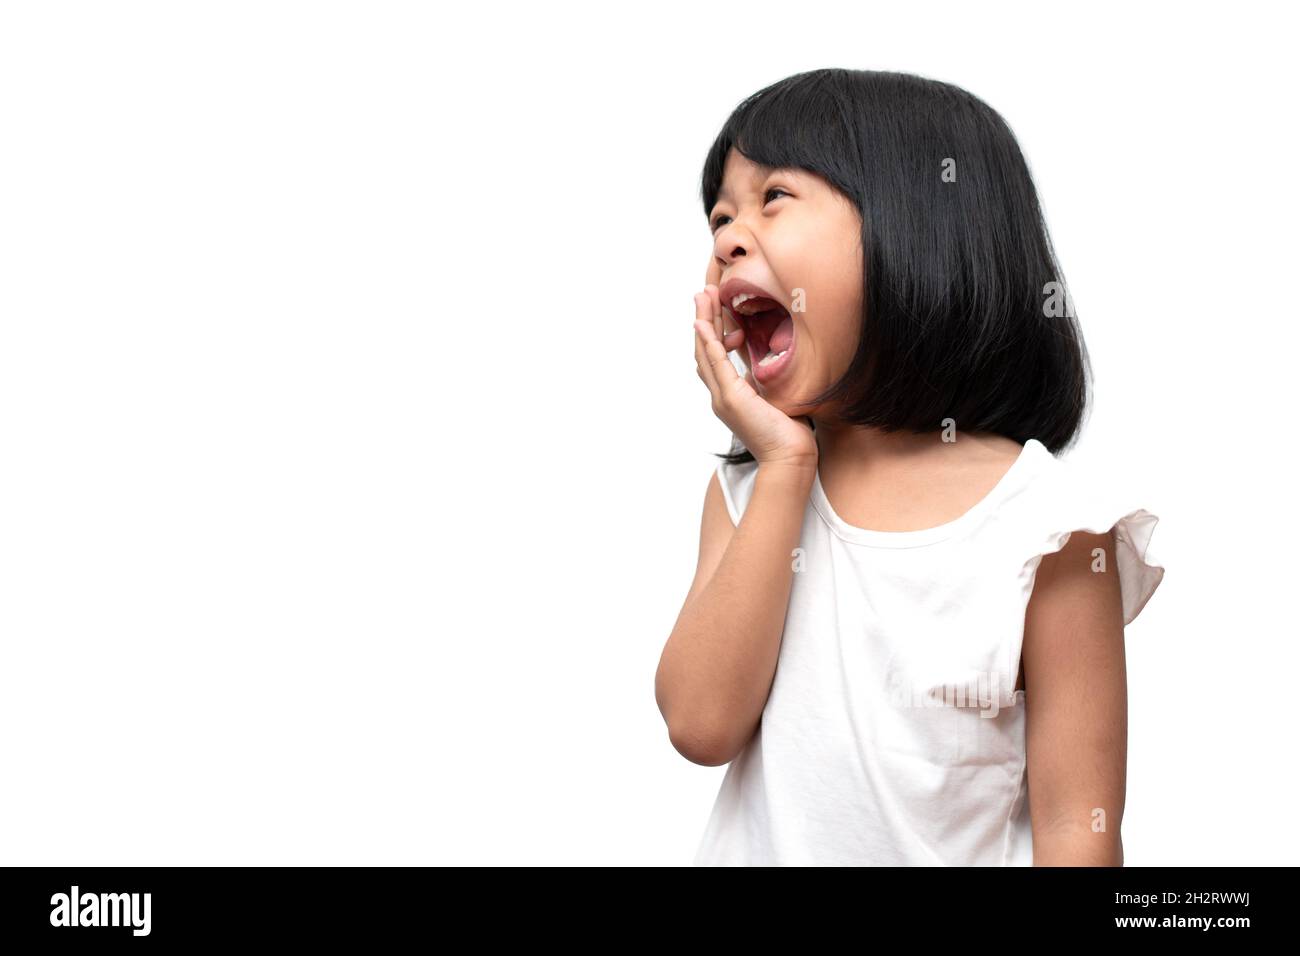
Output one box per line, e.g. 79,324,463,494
655,462,814,767
1022,527,1128,865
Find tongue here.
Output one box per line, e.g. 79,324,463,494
768,315,794,353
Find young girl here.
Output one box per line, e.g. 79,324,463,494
656,69,1165,866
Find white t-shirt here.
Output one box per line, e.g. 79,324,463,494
691,437,1165,866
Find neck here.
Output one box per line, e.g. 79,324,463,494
812,420,948,468
811,420,1020,482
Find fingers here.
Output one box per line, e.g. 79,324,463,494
694,311,744,398
707,283,728,340
694,292,719,395
704,284,744,353
695,288,755,420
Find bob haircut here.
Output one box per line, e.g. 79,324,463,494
701,68,1091,463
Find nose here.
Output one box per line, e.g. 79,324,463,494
713,223,748,269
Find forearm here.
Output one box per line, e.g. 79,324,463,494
1033,817,1124,866
660,463,813,763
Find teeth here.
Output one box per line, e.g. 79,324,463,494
758,348,789,367
731,291,774,315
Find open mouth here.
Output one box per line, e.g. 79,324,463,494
726,295,796,382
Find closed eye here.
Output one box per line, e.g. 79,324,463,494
710,187,791,233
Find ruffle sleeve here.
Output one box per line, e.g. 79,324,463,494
1019,468,1166,628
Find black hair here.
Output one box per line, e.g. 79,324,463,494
701,68,1091,464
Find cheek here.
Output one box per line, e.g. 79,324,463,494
807,231,863,365
799,275,861,365
820,298,861,380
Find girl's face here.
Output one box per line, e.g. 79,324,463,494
705,148,864,419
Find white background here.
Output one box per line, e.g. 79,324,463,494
1,1,1294,865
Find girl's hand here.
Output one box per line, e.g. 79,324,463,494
693,284,818,471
